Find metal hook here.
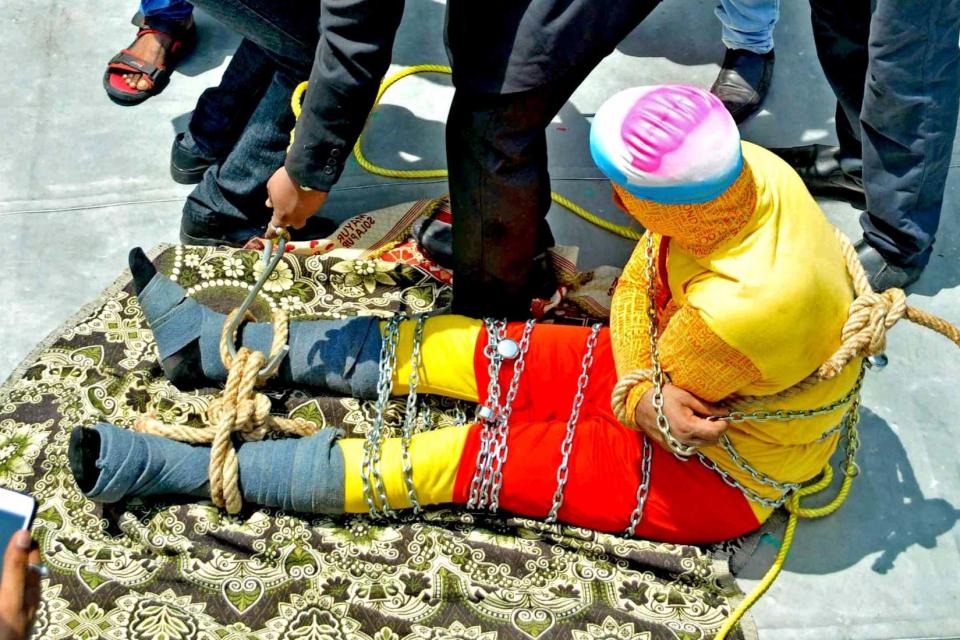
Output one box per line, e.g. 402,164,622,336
223,228,292,377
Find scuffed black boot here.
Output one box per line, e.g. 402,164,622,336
856,240,924,291
769,144,866,207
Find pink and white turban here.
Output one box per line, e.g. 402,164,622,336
590,85,742,204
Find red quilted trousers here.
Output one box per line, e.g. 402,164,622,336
452,323,760,544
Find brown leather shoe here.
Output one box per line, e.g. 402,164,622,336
710,48,775,123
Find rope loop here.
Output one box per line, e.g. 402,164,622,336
819,285,907,379
136,305,319,513
610,368,653,427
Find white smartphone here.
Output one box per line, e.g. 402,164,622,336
0,487,37,579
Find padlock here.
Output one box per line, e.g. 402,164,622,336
496,339,520,360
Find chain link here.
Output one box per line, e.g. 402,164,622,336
467,320,507,509
717,435,803,494
546,323,602,523
488,320,536,510
362,315,403,517
400,315,427,513
468,319,535,511
642,236,696,459
634,231,867,515
718,367,865,425
625,435,654,535
693,452,787,509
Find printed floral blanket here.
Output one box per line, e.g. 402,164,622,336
0,201,756,640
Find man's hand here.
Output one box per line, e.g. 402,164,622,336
265,166,329,237
0,531,41,640
635,384,728,449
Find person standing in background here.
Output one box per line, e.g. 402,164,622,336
710,0,778,122
173,0,666,320
104,1,197,105
774,0,960,290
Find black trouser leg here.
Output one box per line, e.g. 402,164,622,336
858,0,960,265
809,0,871,161
186,0,318,74
810,0,960,266
187,38,277,158
446,70,592,319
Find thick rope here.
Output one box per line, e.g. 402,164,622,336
610,368,653,427
135,308,320,514
291,67,643,241
612,228,960,422
608,227,960,639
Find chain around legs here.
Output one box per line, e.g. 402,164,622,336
362,315,403,518
400,315,427,514
546,323,602,523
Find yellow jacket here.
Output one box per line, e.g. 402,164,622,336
611,142,862,521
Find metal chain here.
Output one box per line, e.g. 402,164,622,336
701,363,867,507
400,315,427,514
642,236,696,459
719,367,865,425
717,435,803,494
467,319,507,509
625,435,654,535
487,320,536,510
546,323,602,523
694,452,787,509
636,231,867,514
362,314,403,518
839,394,862,479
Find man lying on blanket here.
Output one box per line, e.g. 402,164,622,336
68,85,860,543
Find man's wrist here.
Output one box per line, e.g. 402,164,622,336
286,143,345,193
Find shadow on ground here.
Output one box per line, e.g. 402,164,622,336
740,407,958,580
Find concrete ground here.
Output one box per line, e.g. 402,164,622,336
1,0,958,637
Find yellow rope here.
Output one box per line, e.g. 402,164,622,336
716,459,857,639
712,232,960,638
291,66,643,241
301,71,960,636
135,308,320,514
604,226,960,638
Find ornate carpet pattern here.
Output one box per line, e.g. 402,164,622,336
1,242,756,640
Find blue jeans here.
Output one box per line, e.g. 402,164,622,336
182,66,299,243
183,38,275,160
141,0,193,23
179,0,321,243
715,0,780,54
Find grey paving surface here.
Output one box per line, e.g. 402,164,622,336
1,0,958,637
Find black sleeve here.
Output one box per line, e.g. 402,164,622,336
285,0,405,191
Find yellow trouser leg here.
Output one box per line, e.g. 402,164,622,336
340,426,472,512
386,314,482,402
339,315,481,512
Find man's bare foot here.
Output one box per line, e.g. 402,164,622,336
124,17,194,90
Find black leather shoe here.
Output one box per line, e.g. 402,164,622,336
170,132,218,185
412,215,453,268
411,214,558,301
180,210,337,247
768,144,866,207
855,240,924,291
710,48,775,123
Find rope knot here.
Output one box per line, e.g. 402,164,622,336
819,286,907,379
137,307,303,514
